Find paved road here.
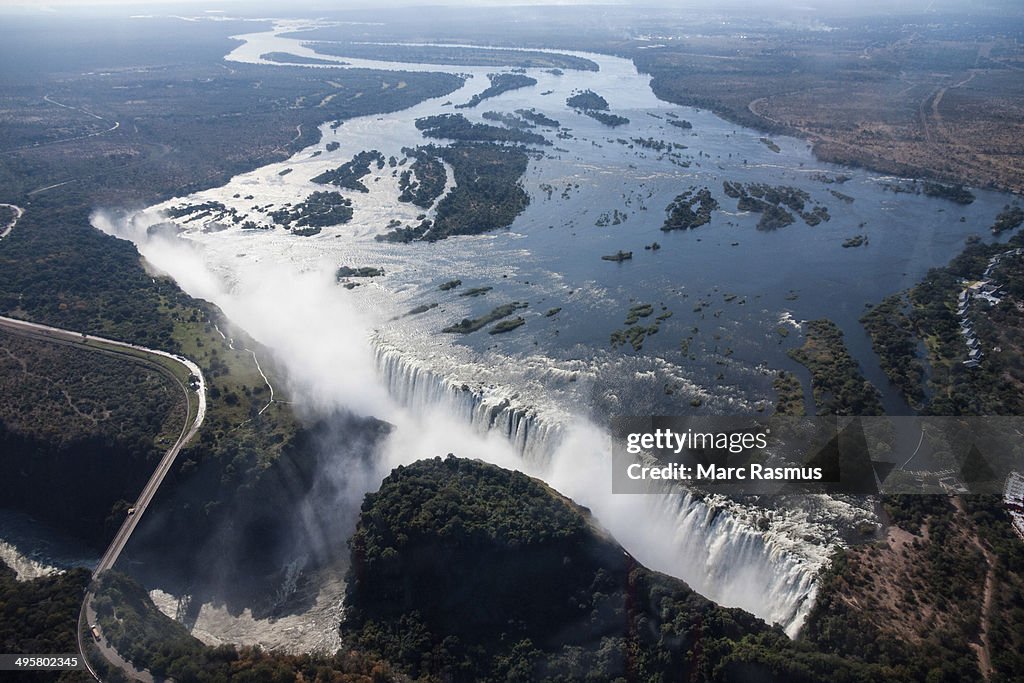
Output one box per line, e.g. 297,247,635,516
80,600,153,683
0,95,120,156
0,203,23,239
0,315,206,681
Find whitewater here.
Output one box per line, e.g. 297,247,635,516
94,16,1011,639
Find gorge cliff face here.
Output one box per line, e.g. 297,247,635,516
341,456,883,682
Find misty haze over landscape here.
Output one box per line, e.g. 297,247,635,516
1,1,1023,681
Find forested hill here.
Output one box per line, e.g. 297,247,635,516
342,456,894,682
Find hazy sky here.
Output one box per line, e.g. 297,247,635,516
1,0,1019,20
0,0,1004,8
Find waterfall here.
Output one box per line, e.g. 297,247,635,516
648,490,821,636
374,343,565,465
372,341,832,637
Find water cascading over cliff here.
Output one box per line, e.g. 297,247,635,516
372,341,826,636
648,491,822,635
375,343,565,464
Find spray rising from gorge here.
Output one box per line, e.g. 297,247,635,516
88,16,1016,636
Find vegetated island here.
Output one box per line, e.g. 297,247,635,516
269,191,353,229
581,110,631,127
991,205,1024,234
922,181,976,204
610,303,672,351
443,302,527,333
457,73,538,109
482,111,535,130
860,294,926,406
773,370,806,416
398,147,447,208
336,266,384,289
164,199,238,225
336,266,384,279
488,316,525,334
661,186,719,231
311,150,386,192
415,113,550,146
515,108,560,127
723,180,830,229
630,136,686,153
378,142,530,242
259,52,346,66
406,303,438,316
600,250,632,262
566,89,630,127
594,208,627,226
787,319,884,415
811,173,852,185
302,42,599,71
881,180,976,205
567,89,608,110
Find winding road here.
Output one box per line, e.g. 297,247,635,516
0,315,206,682
0,204,24,239
0,95,120,157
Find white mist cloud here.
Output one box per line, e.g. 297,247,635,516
92,207,534,477
91,205,816,634
93,208,393,418
91,205,532,542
